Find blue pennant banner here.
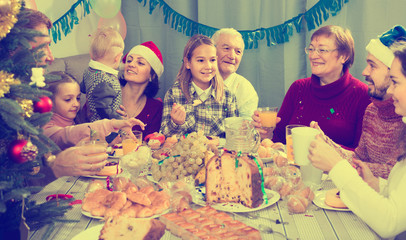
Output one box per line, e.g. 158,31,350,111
137,0,349,49
49,0,91,44
50,0,349,48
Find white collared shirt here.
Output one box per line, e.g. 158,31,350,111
88,60,118,76
192,82,214,102
224,72,259,119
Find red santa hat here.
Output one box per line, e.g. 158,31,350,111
122,41,164,79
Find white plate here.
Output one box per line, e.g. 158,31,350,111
313,190,351,212
72,224,103,240
193,188,280,213
82,210,104,220
81,208,170,220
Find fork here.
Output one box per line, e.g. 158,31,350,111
258,224,290,239
233,212,288,225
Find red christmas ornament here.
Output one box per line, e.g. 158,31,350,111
8,139,38,164
33,96,52,113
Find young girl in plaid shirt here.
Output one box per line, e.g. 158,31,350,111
160,34,238,137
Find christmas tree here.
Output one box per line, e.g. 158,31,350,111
0,1,72,238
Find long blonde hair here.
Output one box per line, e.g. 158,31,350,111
176,34,224,102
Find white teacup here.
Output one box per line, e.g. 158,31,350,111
291,127,319,165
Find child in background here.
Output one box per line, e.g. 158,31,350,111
160,34,238,137
81,27,124,122
43,71,145,150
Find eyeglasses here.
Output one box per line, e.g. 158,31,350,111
304,47,337,55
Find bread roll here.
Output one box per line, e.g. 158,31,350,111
261,138,273,147
127,191,151,206
86,180,105,193
287,195,309,213
274,155,288,167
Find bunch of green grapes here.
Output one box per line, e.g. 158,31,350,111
151,131,208,182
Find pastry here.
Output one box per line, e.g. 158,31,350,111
97,162,121,176
261,138,273,147
325,188,348,209
86,180,105,193
160,206,260,239
287,195,309,213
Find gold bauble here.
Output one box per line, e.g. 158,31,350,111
0,70,20,98
17,98,34,118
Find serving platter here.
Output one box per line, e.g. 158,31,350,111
193,188,280,213
81,208,170,220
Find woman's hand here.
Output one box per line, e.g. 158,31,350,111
308,134,344,172
171,103,186,125
251,110,281,138
112,117,146,140
309,121,324,134
352,159,380,192
51,145,108,177
116,105,128,119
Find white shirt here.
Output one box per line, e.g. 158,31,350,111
88,60,118,76
224,73,258,119
192,82,214,102
330,158,406,239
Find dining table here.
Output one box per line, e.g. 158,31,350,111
28,163,382,240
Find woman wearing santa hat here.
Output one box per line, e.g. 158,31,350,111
119,41,164,137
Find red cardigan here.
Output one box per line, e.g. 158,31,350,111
273,69,371,149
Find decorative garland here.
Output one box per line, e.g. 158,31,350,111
48,0,349,48
49,0,91,44
137,0,349,49
0,0,21,40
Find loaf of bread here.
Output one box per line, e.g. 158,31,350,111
205,151,263,208
99,216,166,240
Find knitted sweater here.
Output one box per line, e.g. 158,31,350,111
354,98,404,179
81,61,122,122
273,69,371,149
43,113,116,150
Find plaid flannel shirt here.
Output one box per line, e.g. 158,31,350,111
160,81,238,137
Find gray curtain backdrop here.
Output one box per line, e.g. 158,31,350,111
121,0,406,108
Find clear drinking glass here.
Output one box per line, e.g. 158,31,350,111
257,107,278,139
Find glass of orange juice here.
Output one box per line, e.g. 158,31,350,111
257,107,278,139
77,139,108,156
122,130,143,155
286,124,305,164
